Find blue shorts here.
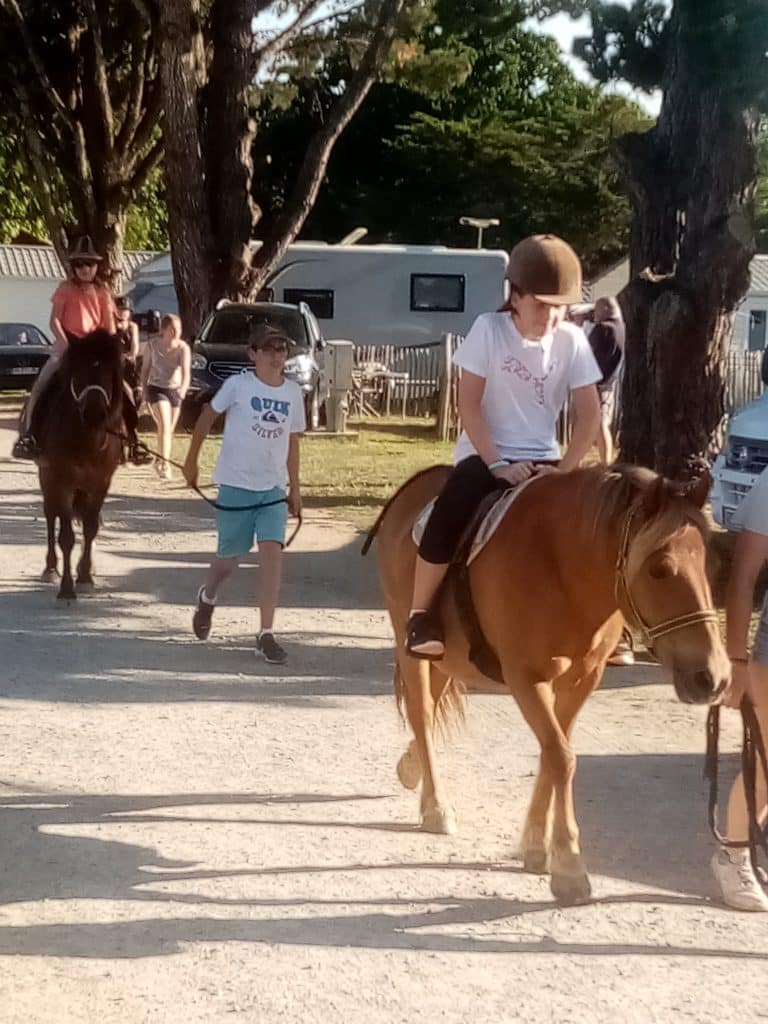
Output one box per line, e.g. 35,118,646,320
215,485,288,557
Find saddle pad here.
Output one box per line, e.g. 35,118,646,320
411,475,539,564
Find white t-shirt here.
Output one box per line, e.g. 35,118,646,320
210,371,306,491
452,312,601,464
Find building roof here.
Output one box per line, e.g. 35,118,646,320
0,244,160,280
750,254,768,293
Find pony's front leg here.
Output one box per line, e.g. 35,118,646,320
57,512,76,600
397,651,457,834
520,763,554,874
510,673,590,905
41,499,58,583
77,493,103,586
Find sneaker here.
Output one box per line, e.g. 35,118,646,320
405,611,445,660
11,434,39,460
192,586,215,640
711,847,768,912
608,627,635,666
257,631,287,665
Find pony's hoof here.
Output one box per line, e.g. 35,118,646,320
550,872,592,906
396,746,422,790
522,848,551,875
41,568,58,584
421,806,458,835
57,588,76,601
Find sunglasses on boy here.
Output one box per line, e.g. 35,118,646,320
257,341,289,355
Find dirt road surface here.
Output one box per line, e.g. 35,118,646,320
0,411,765,1023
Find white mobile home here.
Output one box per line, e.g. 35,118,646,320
130,242,509,347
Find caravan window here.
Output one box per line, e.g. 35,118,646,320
283,288,334,320
749,310,767,351
410,274,465,313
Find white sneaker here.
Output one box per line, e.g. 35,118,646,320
711,847,768,911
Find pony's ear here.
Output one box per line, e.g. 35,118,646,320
642,475,668,517
682,471,712,509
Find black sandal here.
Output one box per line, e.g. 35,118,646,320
405,611,445,660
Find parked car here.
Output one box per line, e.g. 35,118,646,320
0,322,53,391
183,300,327,430
711,350,768,529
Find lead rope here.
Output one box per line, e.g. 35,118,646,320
706,699,768,884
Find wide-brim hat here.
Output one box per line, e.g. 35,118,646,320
68,235,103,263
506,234,583,305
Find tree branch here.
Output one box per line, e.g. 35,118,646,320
117,22,152,155
255,0,409,279
0,0,75,127
251,0,327,71
84,0,116,160
127,136,163,197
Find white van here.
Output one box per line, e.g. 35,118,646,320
711,363,768,528
129,241,509,347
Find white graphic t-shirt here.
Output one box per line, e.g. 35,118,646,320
452,312,601,464
210,371,306,491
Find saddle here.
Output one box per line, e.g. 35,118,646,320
413,477,540,681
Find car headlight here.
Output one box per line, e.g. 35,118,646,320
284,354,314,385
191,353,208,370
726,439,750,470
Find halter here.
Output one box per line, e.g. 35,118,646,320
70,377,111,407
615,503,719,645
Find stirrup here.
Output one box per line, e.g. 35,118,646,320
11,434,39,460
129,441,153,466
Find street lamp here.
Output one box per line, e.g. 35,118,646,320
459,216,500,249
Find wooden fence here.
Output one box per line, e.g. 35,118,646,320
354,339,767,444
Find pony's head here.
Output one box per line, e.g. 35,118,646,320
65,329,122,427
617,468,729,705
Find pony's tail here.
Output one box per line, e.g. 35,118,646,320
394,661,466,738
361,464,452,556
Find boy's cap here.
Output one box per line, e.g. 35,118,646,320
249,323,293,350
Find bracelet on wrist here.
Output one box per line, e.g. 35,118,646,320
487,459,510,471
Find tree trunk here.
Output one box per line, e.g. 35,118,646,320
157,0,215,336
616,1,759,479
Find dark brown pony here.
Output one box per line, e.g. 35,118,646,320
37,330,124,599
365,464,730,905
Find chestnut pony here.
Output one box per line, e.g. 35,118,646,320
365,464,729,905
36,330,124,600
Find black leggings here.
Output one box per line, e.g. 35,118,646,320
418,456,502,565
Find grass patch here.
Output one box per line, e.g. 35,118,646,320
153,416,453,529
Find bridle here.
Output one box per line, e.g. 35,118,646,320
70,377,111,408
614,502,718,645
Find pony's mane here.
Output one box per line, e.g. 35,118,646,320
63,329,120,368
583,463,708,574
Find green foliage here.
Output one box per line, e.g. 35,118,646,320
254,1,650,276
125,166,169,252
0,130,47,243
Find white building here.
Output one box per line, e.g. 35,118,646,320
0,244,159,336
587,254,768,351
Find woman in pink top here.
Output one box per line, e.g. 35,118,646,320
14,236,117,459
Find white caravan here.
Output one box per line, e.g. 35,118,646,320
129,242,509,346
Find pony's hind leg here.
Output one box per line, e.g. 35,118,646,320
396,651,457,834
41,499,58,583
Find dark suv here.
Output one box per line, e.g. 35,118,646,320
184,300,327,429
